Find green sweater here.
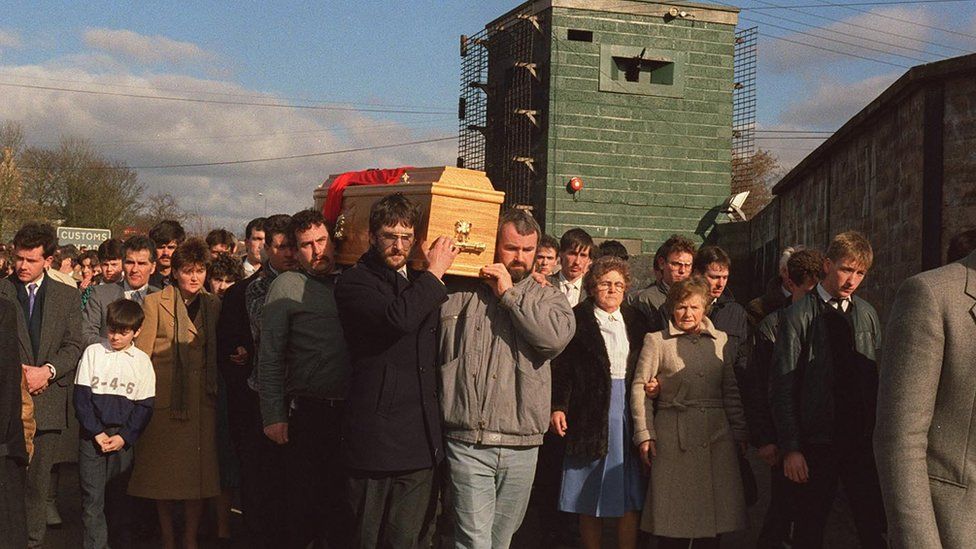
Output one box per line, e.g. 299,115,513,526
257,270,351,426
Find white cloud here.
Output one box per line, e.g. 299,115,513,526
0,63,456,233
761,6,936,75
82,28,218,67
0,29,22,49
778,72,899,129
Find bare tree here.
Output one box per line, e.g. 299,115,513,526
732,148,781,219
20,137,143,231
136,191,189,230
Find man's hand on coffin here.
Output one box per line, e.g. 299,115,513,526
479,263,513,297
424,236,460,280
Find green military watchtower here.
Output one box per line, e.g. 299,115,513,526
458,0,741,253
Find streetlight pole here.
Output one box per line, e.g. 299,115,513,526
258,192,267,216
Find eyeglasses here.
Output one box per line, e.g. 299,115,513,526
668,261,692,270
596,281,626,291
378,233,415,246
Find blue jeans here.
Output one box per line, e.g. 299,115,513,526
446,440,539,549
79,438,134,549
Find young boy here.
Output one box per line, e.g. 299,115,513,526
770,231,885,549
74,299,155,549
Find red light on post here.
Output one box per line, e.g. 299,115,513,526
567,177,584,193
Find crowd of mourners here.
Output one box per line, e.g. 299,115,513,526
0,195,974,549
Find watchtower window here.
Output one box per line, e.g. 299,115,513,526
612,56,674,85
599,45,686,97
567,29,593,42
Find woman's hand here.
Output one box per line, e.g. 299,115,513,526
639,440,656,468
643,377,660,398
550,411,568,437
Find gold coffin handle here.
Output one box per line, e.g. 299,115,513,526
333,214,347,241
454,220,486,254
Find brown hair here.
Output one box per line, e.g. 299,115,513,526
583,255,631,295
369,193,421,236
171,238,211,275
826,230,873,270
106,299,145,332
656,234,697,269
692,245,730,273
664,276,712,318
787,249,825,287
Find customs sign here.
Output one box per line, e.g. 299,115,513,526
57,226,111,249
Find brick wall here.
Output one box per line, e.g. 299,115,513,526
543,7,736,251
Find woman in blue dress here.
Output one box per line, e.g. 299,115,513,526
550,256,649,549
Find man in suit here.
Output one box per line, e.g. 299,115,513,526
0,296,29,548
875,249,976,548
627,233,697,331
336,193,458,548
0,222,83,547
538,226,594,545
147,220,185,289
81,235,159,346
548,228,593,308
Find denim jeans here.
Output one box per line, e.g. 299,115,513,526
78,438,134,549
446,439,539,549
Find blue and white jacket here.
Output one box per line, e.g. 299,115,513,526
73,341,156,448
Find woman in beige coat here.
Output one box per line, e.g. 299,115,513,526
128,238,220,549
631,277,749,549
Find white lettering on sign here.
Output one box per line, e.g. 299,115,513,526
56,226,111,247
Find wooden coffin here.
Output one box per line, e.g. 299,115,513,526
313,166,505,277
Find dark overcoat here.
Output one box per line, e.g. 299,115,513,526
335,248,447,472
551,301,647,459
0,297,27,548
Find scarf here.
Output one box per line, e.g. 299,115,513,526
170,290,217,420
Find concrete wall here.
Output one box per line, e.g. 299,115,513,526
543,6,736,251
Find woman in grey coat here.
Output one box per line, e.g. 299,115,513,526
631,277,749,549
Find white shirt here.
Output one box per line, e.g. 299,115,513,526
123,280,149,304
816,283,850,312
243,258,260,278
558,272,584,307
594,307,629,379
75,341,156,402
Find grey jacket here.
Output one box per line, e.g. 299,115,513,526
438,275,574,447
874,251,976,549
81,281,160,346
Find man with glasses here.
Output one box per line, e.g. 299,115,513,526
336,193,458,548
627,234,697,330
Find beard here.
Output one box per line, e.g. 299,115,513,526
507,260,530,282
382,248,408,270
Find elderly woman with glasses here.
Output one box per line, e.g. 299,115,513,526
550,256,649,549
630,277,749,549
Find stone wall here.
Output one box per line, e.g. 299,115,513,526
943,75,976,251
